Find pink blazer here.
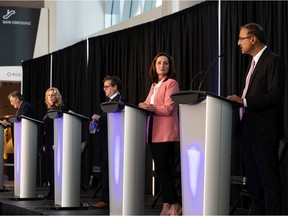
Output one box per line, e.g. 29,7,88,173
144,78,180,143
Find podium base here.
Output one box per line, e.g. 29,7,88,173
10,197,44,201
45,205,89,210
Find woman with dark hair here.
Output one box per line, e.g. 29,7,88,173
139,52,181,215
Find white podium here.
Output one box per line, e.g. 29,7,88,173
10,115,43,199
48,110,89,208
171,91,236,215
101,102,149,215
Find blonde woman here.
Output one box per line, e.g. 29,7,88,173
42,87,64,200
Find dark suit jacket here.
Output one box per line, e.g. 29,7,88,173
98,93,124,150
241,48,285,143
9,100,34,144
17,100,34,118
43,104,65,150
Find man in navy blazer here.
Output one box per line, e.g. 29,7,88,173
90,75,124,209
1,91,34,127
227,23,285,214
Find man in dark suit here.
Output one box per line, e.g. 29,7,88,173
90,75,124,209
227,23,285,214
1,91,34,127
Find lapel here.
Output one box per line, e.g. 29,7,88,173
247,48,270,90
110,93,121,102
16,109,20,116
16,101,24,116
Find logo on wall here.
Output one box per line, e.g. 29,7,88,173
0,7,40,67
3,9,15,19
2,8,31,26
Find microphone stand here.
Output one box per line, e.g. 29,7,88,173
197,54,224,91
189,71,203,90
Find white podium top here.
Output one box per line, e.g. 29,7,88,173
101,101,153,114
47,110,89,121
171,90,239,107
9,115,44,124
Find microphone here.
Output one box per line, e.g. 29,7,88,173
197,53,224,91
189,70,203,90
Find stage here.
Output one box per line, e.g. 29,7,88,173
0,181,163,215
0,181,250,215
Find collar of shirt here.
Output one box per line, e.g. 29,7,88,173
17,100,23,109
109,92,120,101
253,45,267,66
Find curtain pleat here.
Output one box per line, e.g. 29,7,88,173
51,40,88,114
22,54,51,120
51,39,89,180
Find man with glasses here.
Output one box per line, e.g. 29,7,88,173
1,91,34,127
227,23,285,214
90,75,124,209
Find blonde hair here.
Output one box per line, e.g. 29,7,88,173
45,87,62,109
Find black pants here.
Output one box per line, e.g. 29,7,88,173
100,148,109,203
149,141,179,204
241,134,281,214
45,148,54,194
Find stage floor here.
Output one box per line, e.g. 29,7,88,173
0,181,163,215
0,181,250,215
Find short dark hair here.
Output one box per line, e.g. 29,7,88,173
8,91,24,101
241,23,266,44
149,52,176,83
103,75,122,91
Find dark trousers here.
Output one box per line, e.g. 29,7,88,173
149,142,179,204
100,148,109,203
241,135,281,214
45,148,54,194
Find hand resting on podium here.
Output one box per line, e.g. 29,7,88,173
138,103,156,112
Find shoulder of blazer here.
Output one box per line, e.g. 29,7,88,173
254,48,274,70
258,48,280,63
112,93,125,102
162,78,179,87
163,78,177,84
20,100,32,111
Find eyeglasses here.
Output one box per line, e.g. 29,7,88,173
238,36,253,41
103,85,112,89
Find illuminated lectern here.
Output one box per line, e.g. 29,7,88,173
48,110,89,208
10,115,43,199
171,91,236,215
101,102,149,215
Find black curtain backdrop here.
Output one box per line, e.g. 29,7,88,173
51,40,90,181
22,54,51,185
87,0,218,118
22,54,51,120
22,0,288,210
52,40,88,114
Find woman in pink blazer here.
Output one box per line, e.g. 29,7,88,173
139,52,181,215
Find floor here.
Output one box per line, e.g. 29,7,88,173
0,181,250,215
0,181,165,215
